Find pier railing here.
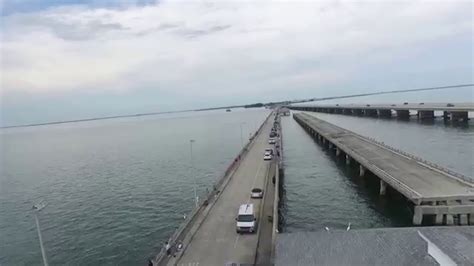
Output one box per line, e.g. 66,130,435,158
358,135,473,186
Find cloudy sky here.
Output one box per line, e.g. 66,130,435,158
1,0,473,126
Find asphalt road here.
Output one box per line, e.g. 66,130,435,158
173,117,274,266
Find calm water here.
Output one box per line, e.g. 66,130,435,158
281,111,474,232
0,109,270,265
2,107,473,265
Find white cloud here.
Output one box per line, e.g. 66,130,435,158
1,0,472,99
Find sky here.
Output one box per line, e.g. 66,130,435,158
1,0,473,127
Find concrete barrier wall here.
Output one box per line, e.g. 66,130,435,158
154,111,273,265
271,113,283,262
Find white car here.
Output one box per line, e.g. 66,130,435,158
251,188,264,198
236,204,257,234
263,154,273,160
268,138,276,144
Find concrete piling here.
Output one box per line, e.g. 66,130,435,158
379,180,387,195
345,154,351,165
459,214,468,225
413,206,423,225
359,165,365,177
417,110,434,120
396,110,410,119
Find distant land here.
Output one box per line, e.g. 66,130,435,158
1,84,472,129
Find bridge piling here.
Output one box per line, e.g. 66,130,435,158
379,180,387,195
293,112,474,226
359,165,366,177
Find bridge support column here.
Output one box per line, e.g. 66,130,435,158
459,214,468,225
364,109,377,117
417,110,434,120
469,214,474,225
328,142,333,149
395,110,410,119
435,213,443,225
450,111,469,122
379,179,387,195
377,109,391,118
353,109,363,116
336,147,341,156
445,214,454,225
345,154,351,165
413,206,423,225
359,165,366,177
445,201,455,225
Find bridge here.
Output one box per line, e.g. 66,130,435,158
154,111,283,265
290,102,474,121
152,108,473,266
293,112,474,225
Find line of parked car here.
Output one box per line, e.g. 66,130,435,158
235,126,278,234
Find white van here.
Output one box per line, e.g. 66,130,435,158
236,204,257,234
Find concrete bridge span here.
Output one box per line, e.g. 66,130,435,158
293,112,474,226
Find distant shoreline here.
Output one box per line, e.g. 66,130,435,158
0,110,193,129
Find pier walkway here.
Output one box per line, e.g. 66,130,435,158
293,112,474,225
156,113,278,266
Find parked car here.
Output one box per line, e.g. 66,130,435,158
403,102,408,105
263,153,273,160
236,204,257,234
265,148,274,155
447,103,455,107
251,188,264,198
419,103,424,105
268,138,276,144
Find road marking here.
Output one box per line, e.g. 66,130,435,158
417,231,455,266
234,149,266,249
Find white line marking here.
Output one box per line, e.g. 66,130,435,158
417,231,456,266
234,131,267,249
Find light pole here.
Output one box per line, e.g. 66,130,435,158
239,122,246,149
189,139,198,208
32,202,48,266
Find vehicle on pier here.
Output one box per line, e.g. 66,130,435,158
251,188,264,198
236,204,257,233
268,138,276,144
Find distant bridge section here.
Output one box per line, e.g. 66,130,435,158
290,103,474,121
293,112,474,225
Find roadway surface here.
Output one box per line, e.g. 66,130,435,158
276,226,474,266
293,102,474,111
172,116,274,266
296,112,474,203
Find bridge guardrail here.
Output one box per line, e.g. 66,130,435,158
359,136,474,186
153,111,274,265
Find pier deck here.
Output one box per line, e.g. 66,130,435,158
293,112,474,225
165,115,275,266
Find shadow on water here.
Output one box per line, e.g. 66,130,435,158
280,115,419,233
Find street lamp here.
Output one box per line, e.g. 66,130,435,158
189,139,198,208
239,122,246,149
32,201,48,266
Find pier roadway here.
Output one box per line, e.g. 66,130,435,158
170,116,275,266
294,112,474,225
